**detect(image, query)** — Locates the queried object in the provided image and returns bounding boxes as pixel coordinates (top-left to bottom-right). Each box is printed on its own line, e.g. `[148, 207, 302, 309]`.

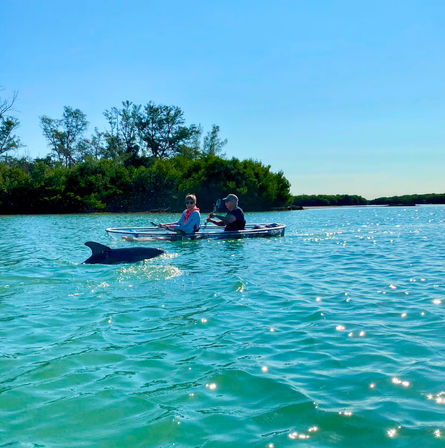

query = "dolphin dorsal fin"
[85, 241, 111, 256]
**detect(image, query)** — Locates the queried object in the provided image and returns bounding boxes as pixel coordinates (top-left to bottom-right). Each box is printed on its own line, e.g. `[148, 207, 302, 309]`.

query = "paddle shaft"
[151, 221, 185, 235]
[203, 199, 222, 229]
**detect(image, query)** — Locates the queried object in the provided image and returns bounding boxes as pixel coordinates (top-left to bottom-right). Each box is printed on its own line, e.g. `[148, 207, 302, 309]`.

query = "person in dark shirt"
[206, 193, 246, 231]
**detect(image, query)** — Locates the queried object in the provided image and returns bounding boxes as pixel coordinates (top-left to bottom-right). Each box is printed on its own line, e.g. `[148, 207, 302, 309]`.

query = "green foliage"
[130, 159, 180, 211]
[0, 117, 21, 156]
[0, 164, 32, 212]
[292, 194, 368, 207]
[0, 92, 21, 156]
[0, 154, 292, 214]
[202, 125, 227, 156]
[178, 155, 292, 211]
[293, 194, 445, 207]
[100, 101, 205, 161]
[370, 194, 445, 206]
[40, 106, 89, 167]
[103, 101, 141, 160]
[1, 97, 291, 213]
[9, 95, 444, 215]
[136, 102, 201, 159]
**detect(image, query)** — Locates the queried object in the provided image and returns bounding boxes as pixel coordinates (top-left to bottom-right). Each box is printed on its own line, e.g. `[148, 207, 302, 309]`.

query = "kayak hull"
[106, 224, 286, 241]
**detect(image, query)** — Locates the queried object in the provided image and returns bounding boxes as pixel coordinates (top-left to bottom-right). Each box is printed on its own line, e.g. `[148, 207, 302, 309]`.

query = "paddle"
[203, 199, 221, 230]
[151, 221, 185, 235]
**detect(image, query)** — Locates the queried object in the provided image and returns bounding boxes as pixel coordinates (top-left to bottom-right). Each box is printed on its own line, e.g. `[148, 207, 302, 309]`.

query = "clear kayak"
[106, 223, 286, 241]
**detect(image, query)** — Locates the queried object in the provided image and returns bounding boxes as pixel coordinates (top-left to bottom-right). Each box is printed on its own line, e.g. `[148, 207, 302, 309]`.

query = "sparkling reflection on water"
[1, 206, 445, 447]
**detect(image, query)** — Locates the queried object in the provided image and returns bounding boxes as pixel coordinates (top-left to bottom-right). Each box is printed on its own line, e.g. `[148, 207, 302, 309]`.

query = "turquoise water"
[1, 206, 445, 447]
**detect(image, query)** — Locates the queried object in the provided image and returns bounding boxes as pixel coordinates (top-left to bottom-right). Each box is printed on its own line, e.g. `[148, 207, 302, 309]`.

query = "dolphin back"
[85, 241, 111, 255]
[83, 241, 164, 264]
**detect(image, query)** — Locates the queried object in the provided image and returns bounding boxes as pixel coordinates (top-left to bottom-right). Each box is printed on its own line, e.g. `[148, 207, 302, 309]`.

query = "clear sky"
[1, 0, 444, 198]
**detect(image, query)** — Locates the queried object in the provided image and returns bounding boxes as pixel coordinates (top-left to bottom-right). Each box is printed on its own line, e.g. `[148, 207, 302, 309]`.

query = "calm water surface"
[1, 207, 445, 447]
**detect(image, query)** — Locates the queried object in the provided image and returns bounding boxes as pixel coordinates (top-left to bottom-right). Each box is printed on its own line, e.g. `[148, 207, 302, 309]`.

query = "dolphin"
[83, 241, 164, 265]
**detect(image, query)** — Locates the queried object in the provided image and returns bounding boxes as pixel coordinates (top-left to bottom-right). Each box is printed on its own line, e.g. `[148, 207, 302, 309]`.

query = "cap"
[222, 194, 238, 203]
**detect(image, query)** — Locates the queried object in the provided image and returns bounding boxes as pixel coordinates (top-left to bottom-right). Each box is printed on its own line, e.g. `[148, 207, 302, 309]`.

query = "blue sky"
[1, 0, 444, 198]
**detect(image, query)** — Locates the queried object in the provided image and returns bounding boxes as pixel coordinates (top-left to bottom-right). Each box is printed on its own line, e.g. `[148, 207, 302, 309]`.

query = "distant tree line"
[0, 93, 291, 214]
[293, 194, 368, 207]
[292, 194, 445, 207]
[369, 194, 445, 206]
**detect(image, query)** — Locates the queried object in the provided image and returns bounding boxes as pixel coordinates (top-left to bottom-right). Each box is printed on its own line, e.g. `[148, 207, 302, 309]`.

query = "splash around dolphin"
[83, 241, 164, 265]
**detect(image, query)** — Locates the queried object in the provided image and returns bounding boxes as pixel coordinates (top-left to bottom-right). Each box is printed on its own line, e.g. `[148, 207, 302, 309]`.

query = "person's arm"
[160, 212, 183, 229]
[207, 217, 224, 226]
[206, 212, 236, 225]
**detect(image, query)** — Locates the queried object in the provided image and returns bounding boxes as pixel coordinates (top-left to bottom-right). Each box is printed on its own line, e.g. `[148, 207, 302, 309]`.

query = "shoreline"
[3, 203, 444, 217]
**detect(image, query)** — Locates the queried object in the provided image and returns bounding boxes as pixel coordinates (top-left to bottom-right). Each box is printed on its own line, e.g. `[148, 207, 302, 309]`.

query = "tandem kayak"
[106, 223, 286, 241]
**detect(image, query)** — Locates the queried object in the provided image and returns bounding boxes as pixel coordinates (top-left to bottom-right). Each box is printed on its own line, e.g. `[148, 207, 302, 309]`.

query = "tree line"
[292, 194, 445, 207]
[369, 194, 445, 206]
[0, 92, 291, 213]
[2, 91, 444, 213]
[0, 154, 292, 214]
[292, 194, 368, 207]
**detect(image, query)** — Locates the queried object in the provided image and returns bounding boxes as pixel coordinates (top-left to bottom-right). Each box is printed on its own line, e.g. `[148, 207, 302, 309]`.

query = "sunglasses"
[185, 200, 195, 204]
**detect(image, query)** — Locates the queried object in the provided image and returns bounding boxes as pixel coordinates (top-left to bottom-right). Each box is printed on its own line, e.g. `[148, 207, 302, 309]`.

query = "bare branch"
[0, 90, 18, 119]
